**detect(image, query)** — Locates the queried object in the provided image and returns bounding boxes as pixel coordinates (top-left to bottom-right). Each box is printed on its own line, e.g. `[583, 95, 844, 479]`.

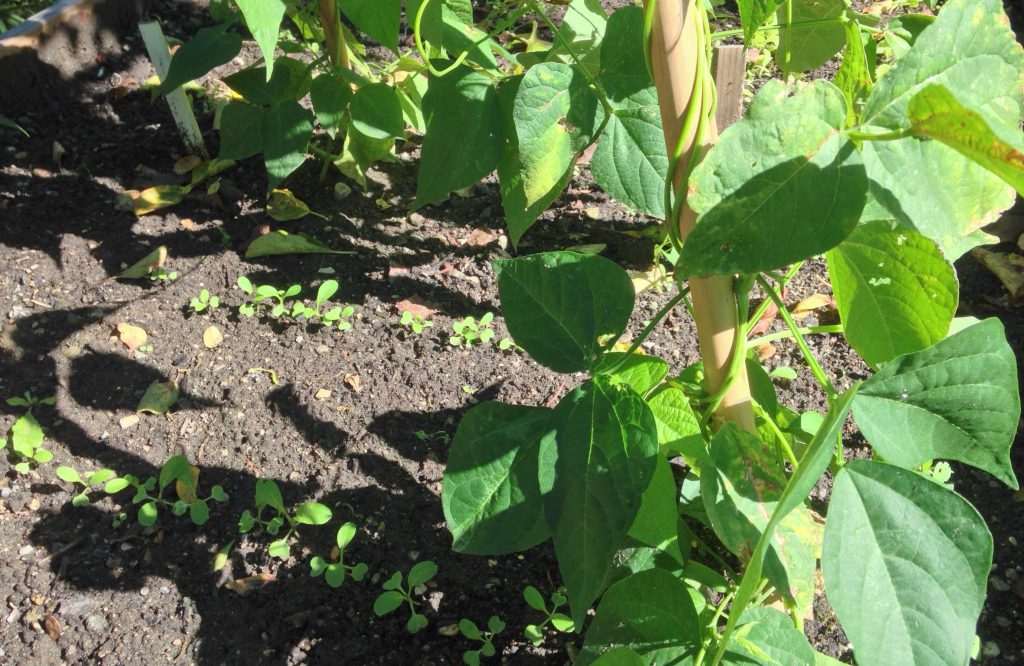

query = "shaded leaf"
[245, 230, 348, 258]
[119, 246, 167, 279]
[136, 380, 179, 415]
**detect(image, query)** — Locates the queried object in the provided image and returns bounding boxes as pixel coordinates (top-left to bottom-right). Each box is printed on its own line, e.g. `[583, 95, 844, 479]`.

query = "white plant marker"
[138, 20, 209, 159]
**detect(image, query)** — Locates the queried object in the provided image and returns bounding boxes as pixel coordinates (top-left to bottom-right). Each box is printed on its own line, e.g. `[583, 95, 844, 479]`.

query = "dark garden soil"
[0, 1, 1022, 664]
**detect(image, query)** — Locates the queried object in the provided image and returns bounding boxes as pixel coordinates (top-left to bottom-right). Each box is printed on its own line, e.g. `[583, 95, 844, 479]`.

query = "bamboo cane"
[644, 0, 755, 432]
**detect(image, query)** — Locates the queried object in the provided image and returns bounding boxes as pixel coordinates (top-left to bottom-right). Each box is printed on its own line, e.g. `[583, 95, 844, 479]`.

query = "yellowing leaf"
[971, 248, 1024, 304]
[225, 573, 276, 595]
[137, 380, 179, 415]
[126, 184, 191, 215]
[790, 293, 833, 321]
[173, 155, 203, 175]
[176, 465, 201, 504]
[203, 325, 224, 349]
[245, 230, 351, 258]
[117, 323, 148, 351]
[267, 189, 319, 221]
[119, 246, 168, 279]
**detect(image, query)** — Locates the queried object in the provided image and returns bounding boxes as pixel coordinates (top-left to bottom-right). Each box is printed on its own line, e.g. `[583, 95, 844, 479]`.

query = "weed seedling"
[459, 615, 505, 665]
[293, 280, 355, 330]
[236, 276, 301, 318]
[190, 288, 220, 313]
[522, 586, 574, 646]
[413, 430, 451, 445]
[2, 393, 55, 473]
[238, 478, 332, 559]
[450, 313, 495, 349]
[148, 268, 178, 282]
[55, 467, 123, 507]
[373, 560, 437, 633]
[309, 522, 369, 587]
[400, 310, 434, 335]
[123, 455, 229, 527]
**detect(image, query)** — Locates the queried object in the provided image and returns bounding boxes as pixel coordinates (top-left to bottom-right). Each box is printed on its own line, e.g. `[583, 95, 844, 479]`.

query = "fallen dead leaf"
[119, 414, 140, 429]
[757, 343, 777, 361]
[173, 155, 203, 175]
[464, 228, 496, 247]
[225, 573, 276, 596]
[972, 248, 1024, 304]
[584, 206, 601, 220]
[749, 300, 780, 337]
[203, 325, 223, 349]
[344, 373, 361, 393]
[315, 388, 332, 400]
[395, 298, 437, 319]
[180, 218, 200, 231]
[790, 293, 833, 321]
[117, 322, 148, 351]
[43, 614, 61, 641]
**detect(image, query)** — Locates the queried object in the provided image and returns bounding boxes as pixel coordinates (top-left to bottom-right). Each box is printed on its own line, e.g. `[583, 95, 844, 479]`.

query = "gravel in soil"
[0, 1, 1022, 664]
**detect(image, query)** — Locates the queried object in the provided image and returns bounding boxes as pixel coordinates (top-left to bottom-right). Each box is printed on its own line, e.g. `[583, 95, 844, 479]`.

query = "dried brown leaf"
[395, 298, 437, 319]
[790, 293, 833, 321]
[117, 323, 148, 351]
[225, 573, 276, 596]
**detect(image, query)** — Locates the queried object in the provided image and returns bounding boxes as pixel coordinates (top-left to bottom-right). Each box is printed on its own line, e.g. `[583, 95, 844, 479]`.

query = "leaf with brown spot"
[176, 466, 201, 504]
[117, 323, 148, 351]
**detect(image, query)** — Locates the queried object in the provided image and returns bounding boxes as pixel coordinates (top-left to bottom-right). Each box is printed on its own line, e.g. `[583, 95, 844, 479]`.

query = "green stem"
[414, 0, 469, 76]
[755, 275, 837, 398]
[752, 399, 798, 468]
[701, 275, 752, 423]
[600, 288, 689, 374]
[746, 261, 803, 330]
[694, 589, 737, 666]
[747, 324, 843, 348]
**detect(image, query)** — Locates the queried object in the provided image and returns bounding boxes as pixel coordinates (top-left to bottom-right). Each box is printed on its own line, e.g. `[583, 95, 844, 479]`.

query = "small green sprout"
[460, 615, 505, 665]
[292, 280, 356, 330]
[373, 560, 437, 633]
[189, 288, 220, 313]
[400, 310, 433, 334]
[2, 393, 56, 473]
[497, 337, 514, 351]
[413, 430, 450, 445]
[522, 586, 574, 646]
[450, 313, 495, 348]
[236, 276, 301, 318]
[238, 479, 332, 559]
[122, 455, 229, 527]
[55, 467, 121, 507]
[309, 522, 369, 587]
[148, 268, 178, 282]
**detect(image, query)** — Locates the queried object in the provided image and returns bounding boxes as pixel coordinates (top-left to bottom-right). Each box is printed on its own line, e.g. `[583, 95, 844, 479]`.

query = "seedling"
[122, 455, 228, 527]
[189, 288, 220, 313]
[413, 430, 450, 445]
[2, 393, 56, 473]
[400, 310, 433, 335]
[373, 560, 437, 634]
[450, 313, 495, 349]
[294, 280, 356, 330]
[148, 268, 178, 282]
[236, 276, 301, 318]
[459, 615, 505, 665]
[238, 478, 332, 559]
[55, 467, 121, 507]
[522, 586, 574, 646]
[309, 522, 369, 587]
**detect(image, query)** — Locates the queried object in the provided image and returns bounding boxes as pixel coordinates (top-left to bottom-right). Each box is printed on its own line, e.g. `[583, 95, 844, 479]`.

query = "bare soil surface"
[0, 1, 1021, 664]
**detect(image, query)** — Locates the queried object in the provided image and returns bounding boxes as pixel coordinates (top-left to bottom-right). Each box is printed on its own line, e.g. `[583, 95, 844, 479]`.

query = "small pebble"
[139, 587, 149, 597]
[981, 641, 1000, 658]
[18, 545, 34, 557]
[84, 614, 108, 632]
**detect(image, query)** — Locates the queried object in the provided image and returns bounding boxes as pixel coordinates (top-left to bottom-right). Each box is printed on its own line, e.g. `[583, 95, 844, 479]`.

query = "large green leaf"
[514, 62, 603, 209]
[407, 0, 443, 44]
[310, 74, 353, 133]
[701, 425, 819, 615]
[262, 101, 313, 189]
[625, 456, 686, 567]
[857, 0, 1023, 259]
[646, 385, 704, 461]
[576, 569, 701, 666]
[776, 0, 845, 75]
[236, 0, 287, 80]
[590, 8, 666, 217]
[908, 84, 1024, 196]
[442, 402, 552, 554]
[594, 353, 669, 396]
[350, 83, 404, 140]
[415, 64, 504, 208]
[219, 102, 264, 160]
[826, 220, 958, 367]
[722, 607, 815, 666]
[680, 80, 867, 277]
[834, 21, 873, 124]
[494, 252, 634, 373]
[861, 0, 1024, 132]
[162, 24, 242, 94]
[497, 77, 570, 246]
[737, 0, 785, 44]
[823, 460, 992, 666]
[851, 318, 1020, 489]
[539, 378, 659, 627]
[337, 125, 396, 187]
[861, 139, 1010, 259]
[340, 0, 401, 53]
[441, 5, 498, 70]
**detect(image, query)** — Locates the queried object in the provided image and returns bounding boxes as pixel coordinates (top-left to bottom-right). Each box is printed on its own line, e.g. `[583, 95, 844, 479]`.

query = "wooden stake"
[644, 0, 755, 432]
[138, 20, 209, 159]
